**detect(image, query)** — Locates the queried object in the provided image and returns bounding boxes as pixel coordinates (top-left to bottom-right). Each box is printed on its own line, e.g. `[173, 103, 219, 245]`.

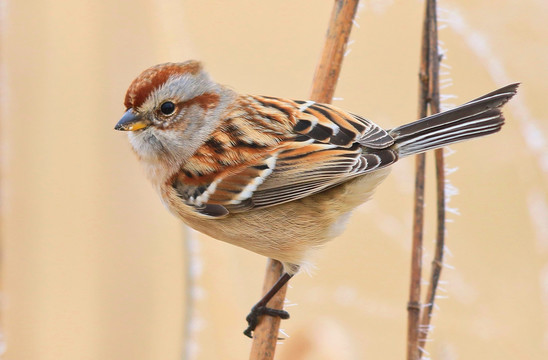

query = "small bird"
[115, 60, 518, 337]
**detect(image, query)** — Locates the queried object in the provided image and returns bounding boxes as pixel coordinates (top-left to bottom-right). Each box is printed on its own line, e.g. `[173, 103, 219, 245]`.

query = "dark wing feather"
[170, 96, 396, 217]
[171, 154, 278, 217]
[293, 101, 395, 148]
[251, 142, 397, 208]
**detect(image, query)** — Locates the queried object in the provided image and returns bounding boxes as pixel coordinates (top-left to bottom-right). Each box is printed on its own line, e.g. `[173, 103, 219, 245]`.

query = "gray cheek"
[183, 106, 217, 139]
[181, 109, 203, 132]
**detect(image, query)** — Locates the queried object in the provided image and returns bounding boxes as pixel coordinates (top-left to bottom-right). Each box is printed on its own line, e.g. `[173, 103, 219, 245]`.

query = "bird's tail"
[390, 83, 519, 158]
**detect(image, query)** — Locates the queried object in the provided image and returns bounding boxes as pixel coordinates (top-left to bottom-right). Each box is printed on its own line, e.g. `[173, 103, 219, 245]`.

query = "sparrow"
[115, 60, 518, 337]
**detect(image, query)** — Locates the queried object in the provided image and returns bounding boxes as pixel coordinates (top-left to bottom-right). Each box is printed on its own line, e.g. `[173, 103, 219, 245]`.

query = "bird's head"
[115, 61, 235, 165]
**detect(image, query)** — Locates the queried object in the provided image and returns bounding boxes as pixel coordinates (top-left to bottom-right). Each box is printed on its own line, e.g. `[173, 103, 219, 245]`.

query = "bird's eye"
[160, 101, 176, 115]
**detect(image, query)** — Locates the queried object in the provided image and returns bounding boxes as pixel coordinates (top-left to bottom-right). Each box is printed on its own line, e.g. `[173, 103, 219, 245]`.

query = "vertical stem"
[249, 259, 288, 360]
[408, 152, 425, 360]
[310, 0, 360, 103]
[249, 0, 360, 358]
[418, 0, 444, 356]
[418, 149, 444, 357]
[407, 1, 431, 358]
[408, 0, 444, 359]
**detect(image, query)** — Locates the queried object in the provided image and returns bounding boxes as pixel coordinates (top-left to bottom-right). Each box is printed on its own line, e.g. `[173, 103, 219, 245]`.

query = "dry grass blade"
[249, 1, 360, 359]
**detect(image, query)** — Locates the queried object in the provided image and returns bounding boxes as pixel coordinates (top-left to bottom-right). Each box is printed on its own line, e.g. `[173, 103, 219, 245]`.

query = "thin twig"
[248, 259, 288, 360]
[407, 153, 425, 360]
[310, 0, 360, 103]
[407, 1, 431, 358]
[408, 0, 444, 359]
[249, 0, 360, 358]
[418, 0, 444, 356]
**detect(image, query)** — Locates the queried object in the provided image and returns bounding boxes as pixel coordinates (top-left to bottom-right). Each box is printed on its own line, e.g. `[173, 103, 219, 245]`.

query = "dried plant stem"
[249, 0, 360, 358]
[248, 259, 288, 360]
[310, 0, 360, 103]
[418, 0, 444, 356]
[408, 0, 444, 359]
[407, 151, 425, 360]
[418, 149, 444, 352]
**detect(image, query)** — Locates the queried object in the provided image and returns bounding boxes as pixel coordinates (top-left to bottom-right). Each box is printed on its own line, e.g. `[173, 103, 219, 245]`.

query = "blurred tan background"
[2, 0, 547, 359]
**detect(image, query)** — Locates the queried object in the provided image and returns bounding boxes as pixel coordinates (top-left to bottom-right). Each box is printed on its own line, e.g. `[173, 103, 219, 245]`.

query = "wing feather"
[170, 95, 396, 216]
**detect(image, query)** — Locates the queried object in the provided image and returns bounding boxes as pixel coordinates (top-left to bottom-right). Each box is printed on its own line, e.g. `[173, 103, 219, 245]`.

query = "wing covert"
[170, 95, 397, 216]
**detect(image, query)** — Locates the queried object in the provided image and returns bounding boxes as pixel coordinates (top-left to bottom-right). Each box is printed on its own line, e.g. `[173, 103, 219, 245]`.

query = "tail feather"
[390, 83, 519, 157]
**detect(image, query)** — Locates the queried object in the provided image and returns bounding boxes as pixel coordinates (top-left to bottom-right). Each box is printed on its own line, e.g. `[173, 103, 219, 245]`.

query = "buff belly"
[162, 168, 391, 274]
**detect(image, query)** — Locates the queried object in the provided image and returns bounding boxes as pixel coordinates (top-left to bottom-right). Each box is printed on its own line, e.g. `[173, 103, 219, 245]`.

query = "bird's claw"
[243, 305, 290, 338]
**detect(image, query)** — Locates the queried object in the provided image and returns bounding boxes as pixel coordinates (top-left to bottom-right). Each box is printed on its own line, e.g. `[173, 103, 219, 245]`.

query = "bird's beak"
[114, 109, 150, 131]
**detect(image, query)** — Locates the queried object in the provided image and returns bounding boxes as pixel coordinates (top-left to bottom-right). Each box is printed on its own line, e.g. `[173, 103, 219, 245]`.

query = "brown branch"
[407, 150, 425, 360]
[418, 0, 444, 355]
[407, 2, 431, 358]
[408, 0, 444, 359]
[249, 0, 360, 358]
[248, 259, 288, 360]
[418, 149, 444, 356]
[310, 0, 360, 104]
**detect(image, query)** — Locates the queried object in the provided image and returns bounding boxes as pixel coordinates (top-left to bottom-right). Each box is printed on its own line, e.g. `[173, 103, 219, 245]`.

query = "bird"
[115, 60, 518, 337]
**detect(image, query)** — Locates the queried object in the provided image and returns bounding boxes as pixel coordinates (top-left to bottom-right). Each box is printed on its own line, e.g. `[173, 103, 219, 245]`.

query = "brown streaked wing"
[169, 95, 295, 217]
[250, 140, 398, 208]
[250, 95, 395, 150]
[171, 154, 279, 217]
[170, 95, 399, 216]
[292, 101, 395, 148]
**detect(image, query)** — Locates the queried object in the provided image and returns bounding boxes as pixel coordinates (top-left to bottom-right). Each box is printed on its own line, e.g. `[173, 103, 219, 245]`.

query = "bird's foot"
[243, 304, 290, 338]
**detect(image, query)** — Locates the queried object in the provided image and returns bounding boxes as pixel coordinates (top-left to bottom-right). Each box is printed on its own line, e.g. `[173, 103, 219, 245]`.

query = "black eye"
[160, 101, 176, 115]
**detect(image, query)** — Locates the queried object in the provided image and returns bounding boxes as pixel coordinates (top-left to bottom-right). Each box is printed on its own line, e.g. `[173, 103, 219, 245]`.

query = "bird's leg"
[243, 272, 294, 338]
